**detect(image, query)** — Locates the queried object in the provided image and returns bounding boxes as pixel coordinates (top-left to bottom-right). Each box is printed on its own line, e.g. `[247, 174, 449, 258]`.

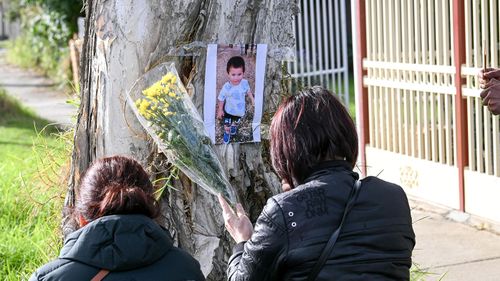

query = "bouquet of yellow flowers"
[127, 62, 236, 203]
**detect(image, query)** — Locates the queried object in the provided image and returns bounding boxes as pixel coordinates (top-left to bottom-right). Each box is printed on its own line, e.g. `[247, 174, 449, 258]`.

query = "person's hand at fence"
[218, 194, 253, 243]
[479, 68, 500, 89]
[478, 68, 500, 114]
[480, 78, 500, 115]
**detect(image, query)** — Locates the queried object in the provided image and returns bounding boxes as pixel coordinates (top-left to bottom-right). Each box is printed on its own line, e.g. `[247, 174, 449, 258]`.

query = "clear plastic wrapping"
[126, 62, 236, 203]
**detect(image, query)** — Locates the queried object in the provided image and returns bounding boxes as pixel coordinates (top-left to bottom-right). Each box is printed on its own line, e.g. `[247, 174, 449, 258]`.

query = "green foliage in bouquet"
[131, 64, 236, 203]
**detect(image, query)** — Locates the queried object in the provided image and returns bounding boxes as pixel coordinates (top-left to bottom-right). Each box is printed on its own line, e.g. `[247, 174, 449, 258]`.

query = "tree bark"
[65, 0, 295, 279]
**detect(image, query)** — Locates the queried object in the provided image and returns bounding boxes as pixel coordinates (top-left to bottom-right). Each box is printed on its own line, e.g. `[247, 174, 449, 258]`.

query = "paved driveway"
[411, 200, 500, 281]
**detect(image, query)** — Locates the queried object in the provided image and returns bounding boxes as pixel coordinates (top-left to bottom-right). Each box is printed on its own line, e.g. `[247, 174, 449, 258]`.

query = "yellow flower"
[161, 72, 177, 85]
[154, 96, 168, 106]
[138, 99, 151, 116]
[135, 99, 142, 108]
[163, 85, 171, 93]
[135, 72, 182, 122]
[141, 80, 164, 99]
[153, 83, 165, 98]
[160, 75, 170, 85]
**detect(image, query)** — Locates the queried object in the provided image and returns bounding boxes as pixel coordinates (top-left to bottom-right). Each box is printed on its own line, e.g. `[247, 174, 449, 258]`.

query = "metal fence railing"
[363, 0, 499, 177]
[288, 0, 350, 105]
[364, 0, 457, 166]
[354, 0, 500, 222]
[462, 0, 500, 177]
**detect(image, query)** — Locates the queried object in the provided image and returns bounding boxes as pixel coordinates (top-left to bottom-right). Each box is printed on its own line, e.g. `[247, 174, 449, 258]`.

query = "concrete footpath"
[411, 199, 500, 280]
[0, 46, 76, 128]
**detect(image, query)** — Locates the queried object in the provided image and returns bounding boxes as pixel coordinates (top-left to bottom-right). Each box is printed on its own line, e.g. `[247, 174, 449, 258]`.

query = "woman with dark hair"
[219, 86, 415, 280]
[30, 156, 205, 281]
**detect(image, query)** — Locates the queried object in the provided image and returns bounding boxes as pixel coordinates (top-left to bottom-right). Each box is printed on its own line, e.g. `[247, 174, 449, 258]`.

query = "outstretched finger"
[489, 100, 500, 115]
[480, 90, 490, 106]
[236, 203, 247, 217]
[218, 194, 235, 217]
[478, 78, 488, 87]
[484, 68, 500, 79]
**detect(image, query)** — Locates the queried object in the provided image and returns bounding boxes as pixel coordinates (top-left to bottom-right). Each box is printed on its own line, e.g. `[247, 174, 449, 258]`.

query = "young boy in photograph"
[216, 56, 255, 144]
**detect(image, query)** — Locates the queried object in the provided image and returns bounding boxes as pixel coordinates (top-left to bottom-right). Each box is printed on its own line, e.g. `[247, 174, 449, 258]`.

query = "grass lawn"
[347, 75, 356, 119]
[0, 89, 70, 280]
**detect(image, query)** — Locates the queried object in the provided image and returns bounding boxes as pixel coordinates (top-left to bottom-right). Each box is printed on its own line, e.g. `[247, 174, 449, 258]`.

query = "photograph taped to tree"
[203, 44, 267, 144]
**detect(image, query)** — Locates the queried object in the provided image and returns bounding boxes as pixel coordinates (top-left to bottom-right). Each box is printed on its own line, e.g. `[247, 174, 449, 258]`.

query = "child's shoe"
[223, 132, 231, 144]
[230, 124, 238, 135]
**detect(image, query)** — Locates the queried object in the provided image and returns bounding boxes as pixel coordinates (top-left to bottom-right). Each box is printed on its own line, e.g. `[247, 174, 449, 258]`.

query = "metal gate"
[353, 0, 500, 223]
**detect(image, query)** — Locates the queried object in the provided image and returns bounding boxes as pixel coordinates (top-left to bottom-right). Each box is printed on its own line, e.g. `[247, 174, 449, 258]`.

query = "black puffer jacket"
[29, 214, 205, 281]
[227, 160, 415, 281]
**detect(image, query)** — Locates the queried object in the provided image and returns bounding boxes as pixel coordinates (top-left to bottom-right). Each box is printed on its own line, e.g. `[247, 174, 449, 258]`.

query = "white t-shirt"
[218, 79, 250, 117]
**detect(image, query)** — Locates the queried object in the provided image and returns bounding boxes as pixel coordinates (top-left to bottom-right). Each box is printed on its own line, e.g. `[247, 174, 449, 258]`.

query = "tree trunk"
[65, 0, 295, 279]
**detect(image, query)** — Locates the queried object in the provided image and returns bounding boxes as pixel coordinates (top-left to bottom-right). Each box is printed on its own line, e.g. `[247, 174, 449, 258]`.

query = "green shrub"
[5, 36, 38, 69]
[5, 1, 82, 89]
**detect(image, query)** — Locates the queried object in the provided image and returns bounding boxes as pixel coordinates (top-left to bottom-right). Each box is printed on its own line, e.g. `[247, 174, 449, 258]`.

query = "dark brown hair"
[227, 56, 245, 73]
[76, 156, 160, 222]
[270, 86, 358, 189]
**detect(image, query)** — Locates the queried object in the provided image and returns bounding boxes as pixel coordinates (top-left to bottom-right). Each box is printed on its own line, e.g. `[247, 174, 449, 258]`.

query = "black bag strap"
[306, 179, 362, 281]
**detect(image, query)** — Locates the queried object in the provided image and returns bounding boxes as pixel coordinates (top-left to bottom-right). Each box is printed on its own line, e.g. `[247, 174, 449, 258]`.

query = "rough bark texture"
[65, 0, 295, 279]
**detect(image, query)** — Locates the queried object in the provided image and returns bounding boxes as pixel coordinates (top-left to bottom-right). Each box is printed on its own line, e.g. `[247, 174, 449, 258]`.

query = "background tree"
[65, 0, 295, 279]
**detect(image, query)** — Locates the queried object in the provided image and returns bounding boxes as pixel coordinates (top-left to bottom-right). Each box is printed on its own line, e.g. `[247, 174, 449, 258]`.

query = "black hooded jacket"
[29, 214, 205, 281]
[227, 160, 415, 281]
